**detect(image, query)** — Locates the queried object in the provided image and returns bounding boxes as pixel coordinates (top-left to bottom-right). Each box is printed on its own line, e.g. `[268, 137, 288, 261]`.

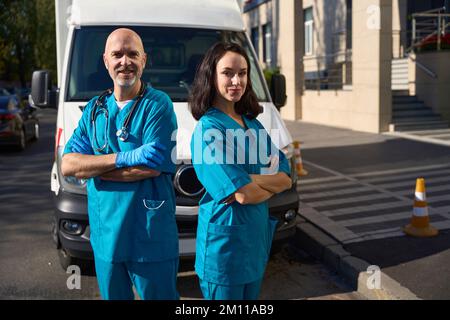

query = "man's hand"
[115, 141, 166, 169]
[71, 135, 94, 155]
[100, 166, 161, 182]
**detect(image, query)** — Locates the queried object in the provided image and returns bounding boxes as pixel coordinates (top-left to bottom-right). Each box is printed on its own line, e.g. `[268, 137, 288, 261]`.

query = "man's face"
[103, 30, 147, 88]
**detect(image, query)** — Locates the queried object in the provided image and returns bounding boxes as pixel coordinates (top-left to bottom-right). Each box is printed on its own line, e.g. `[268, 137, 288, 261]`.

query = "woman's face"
[214, 51, 248, 104]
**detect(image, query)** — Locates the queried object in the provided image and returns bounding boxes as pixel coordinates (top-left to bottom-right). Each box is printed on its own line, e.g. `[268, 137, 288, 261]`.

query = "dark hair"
[188, 42, 262, 121]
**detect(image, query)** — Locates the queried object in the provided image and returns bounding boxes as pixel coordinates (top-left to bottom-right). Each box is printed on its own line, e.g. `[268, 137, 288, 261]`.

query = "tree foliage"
[0, 0, 56, 87]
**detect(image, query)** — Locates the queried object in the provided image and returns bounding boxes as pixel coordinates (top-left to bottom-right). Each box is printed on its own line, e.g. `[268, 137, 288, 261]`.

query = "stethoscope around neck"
[91, 81, 147, 152]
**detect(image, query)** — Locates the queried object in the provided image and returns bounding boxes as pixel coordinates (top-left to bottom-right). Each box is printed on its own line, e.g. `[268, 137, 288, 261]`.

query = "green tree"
[0, 0, 56, 87]
[0, 0, 37, 87]
[35, 0, 56, 84]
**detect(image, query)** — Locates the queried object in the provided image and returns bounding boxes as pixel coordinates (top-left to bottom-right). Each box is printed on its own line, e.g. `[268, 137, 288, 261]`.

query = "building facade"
[242, 0, 450, 133]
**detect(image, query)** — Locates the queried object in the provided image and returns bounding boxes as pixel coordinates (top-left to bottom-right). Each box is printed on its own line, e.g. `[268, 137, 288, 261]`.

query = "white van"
[31, 0, 299, 270]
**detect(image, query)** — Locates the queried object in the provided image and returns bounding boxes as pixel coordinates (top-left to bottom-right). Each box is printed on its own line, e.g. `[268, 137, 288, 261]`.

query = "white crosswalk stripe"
[376, 176, 450, 189]
[306, 193, 390, 208]
[299, 176, 344, 185]
[297, 161, 450, 244]
[397, 184, 450, 196]
[298, 180, 354, 191]
[300, 185, 372, 200]
[430, 205, 450, 213]
[349, 163, 450, 178]
[320, 201, 411, 217]
[340, 211, 438, 227]
[428, 195, 450, 202]
[356, 169, 450, 184]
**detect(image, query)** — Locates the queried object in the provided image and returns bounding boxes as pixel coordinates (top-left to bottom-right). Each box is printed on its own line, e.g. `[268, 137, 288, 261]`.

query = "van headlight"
[63, 176, 87, 187]
[57, 147, 87, 195]
[61, 219, 85, 236]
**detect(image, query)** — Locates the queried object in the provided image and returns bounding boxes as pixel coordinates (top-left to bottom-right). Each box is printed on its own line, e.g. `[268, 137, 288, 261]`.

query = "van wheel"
[270, 242, 283, 257]
[17, 129, 26, 151]
[58, 248, 95, 275]
[32, 121, 39, 141]
[51, 218, 60, 249]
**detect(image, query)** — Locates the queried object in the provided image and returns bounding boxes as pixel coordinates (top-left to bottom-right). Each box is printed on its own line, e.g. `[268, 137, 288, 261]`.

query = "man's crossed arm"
[61, 135, 165, 182]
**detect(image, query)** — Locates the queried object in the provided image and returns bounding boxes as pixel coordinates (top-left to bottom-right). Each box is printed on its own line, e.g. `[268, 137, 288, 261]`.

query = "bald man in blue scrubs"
[61, 28, 179, 300]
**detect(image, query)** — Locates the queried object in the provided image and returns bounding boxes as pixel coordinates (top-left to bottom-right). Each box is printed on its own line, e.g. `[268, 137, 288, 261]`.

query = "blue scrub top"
[64, 87, 178, 263]
[191, 108, 290, 285]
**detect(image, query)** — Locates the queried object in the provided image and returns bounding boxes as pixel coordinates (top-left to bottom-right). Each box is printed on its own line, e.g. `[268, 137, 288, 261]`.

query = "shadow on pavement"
[303, 138, 450, 175]
[345, 229, 450, 267]
[299, 138, 450, 299]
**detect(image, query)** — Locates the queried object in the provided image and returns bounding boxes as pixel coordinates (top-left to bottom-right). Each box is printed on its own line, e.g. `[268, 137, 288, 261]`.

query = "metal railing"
[400, 7, 450, 80]
[302, 50, 352, 91]
[406, 54, 438, 79]
[410, 7, 450, 52]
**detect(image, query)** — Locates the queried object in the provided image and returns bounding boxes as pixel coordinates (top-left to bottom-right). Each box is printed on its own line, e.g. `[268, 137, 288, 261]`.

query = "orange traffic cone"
[403, 178, 438, 237]
[293, 141, 308, 177]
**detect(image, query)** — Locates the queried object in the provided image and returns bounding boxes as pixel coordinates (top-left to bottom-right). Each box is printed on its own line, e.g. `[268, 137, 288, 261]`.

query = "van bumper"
[53, 191, 93, 259]
[54, 185, 299, 260]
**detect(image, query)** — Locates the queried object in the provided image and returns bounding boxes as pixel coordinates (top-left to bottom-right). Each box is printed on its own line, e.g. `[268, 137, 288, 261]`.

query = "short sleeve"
[142, 95, 177, 174]
[277, 147, 291, 176]
[256, 119, 291, 177]
[63, 100, 94, 155]
[191, 121, 252, 203]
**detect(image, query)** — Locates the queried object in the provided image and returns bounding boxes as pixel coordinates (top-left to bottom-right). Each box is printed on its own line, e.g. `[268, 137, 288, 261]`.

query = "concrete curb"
[292, 220, 420, 300]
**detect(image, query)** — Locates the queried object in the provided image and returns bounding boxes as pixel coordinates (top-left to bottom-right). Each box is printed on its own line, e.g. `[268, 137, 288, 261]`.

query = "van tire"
[32, 121, 39, 141]
[17, 129, 26, 151]
[58, 248, 95, 275]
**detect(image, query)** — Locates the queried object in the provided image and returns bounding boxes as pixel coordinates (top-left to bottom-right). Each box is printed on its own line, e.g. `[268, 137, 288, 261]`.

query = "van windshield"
[67, 26, 269, 102]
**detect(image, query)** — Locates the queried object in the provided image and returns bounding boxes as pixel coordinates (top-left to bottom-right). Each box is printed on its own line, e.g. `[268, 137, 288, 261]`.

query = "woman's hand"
[222, 194, 236, 205]
[234, 183, 274, 205]
[250, 173, 292, 194]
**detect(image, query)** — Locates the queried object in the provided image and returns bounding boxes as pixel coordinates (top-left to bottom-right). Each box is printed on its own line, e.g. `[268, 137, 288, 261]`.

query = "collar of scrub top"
[209, 106, 251, 130]
[91, 80, 147, 146]
[115, 80, 147, 142]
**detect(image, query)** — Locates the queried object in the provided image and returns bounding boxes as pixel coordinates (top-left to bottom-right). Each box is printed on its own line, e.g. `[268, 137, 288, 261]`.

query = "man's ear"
[103, 54, 108, 69]
[142, 53, 147, 69]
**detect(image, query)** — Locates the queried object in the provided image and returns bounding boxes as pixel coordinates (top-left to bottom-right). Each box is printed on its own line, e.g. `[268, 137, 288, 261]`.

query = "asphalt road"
[287, 120, 450, 299]
[0, 109, 360, 300]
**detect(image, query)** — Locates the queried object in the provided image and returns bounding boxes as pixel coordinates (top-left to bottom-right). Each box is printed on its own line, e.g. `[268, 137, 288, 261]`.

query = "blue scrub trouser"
[199, 278, 263, 300]
[94, 256, 179, 300]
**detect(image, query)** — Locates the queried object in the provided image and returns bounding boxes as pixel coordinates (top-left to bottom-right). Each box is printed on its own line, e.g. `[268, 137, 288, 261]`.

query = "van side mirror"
[31, 70, 57, 109]
[270, 73, 287, 109]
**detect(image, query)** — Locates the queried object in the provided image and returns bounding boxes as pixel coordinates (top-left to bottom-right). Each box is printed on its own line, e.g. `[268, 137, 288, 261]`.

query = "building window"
[304, 7, 314, 56]
[251, 26, 259, 58]
[262, 23, 272, 65]
[346, 0, 352, 50]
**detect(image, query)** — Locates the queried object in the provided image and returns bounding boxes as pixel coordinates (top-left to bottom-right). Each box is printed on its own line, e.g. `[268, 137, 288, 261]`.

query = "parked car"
[0, 87, 22, 105]
[0, 88, 12, 96]
[10, 87, 32, 101]
[0, 96, 39, 150]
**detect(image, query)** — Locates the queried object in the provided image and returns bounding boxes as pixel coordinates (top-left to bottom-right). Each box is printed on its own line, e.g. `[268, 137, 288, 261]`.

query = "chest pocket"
[136, 199, 177, 242]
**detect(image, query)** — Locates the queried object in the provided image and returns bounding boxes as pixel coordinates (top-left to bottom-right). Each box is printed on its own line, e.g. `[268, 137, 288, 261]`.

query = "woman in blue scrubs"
[189, 43, 292, 300]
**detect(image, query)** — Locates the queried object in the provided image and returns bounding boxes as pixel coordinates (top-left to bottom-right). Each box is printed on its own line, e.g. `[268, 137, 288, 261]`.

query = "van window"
[67, 26, 269, 103]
